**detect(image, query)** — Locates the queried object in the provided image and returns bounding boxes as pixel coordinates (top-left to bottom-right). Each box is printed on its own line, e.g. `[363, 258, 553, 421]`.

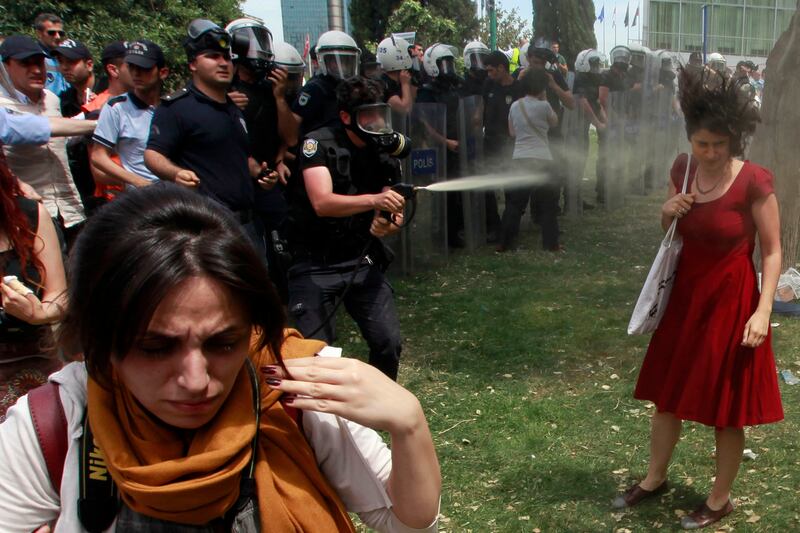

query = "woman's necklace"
[695, 164, 729, 195]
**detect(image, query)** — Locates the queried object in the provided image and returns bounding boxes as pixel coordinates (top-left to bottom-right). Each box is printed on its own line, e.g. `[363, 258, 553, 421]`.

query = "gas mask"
[346, 103, 412, 158]
[229, 24, 275, 77]
[184, 19, 232, 61]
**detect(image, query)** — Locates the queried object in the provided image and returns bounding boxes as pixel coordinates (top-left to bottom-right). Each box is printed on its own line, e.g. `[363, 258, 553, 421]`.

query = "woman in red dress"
[613, 69, 784, 529]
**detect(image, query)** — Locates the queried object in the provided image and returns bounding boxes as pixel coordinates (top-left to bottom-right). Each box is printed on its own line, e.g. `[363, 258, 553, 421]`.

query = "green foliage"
[533, 0, 597, 66]
[477, 6, 532, 50]
[0, 0, 243, 88]
[385, 0, 459, 48]
[381, 0, 480, 48]
[349, 0, 402, 47]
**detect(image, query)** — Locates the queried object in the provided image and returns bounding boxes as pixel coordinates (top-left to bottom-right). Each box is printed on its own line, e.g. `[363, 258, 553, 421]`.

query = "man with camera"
[287, 76, 408, 380]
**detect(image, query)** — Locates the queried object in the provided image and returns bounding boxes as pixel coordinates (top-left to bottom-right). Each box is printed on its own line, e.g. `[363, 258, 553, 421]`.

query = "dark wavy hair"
[59, 183, 286, 385]
[0, 156, 43, 287]
[678, 66, 760, 156]
[337, 75, 384, 113]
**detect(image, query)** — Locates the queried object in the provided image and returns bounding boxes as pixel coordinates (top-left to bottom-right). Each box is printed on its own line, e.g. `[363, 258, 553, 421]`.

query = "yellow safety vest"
[510, 48, 520, 73]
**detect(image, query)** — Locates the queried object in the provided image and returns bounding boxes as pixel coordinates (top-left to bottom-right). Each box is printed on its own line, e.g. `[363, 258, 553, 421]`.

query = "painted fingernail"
[260, 366, 278, 374]
[265, 377, 282, 386]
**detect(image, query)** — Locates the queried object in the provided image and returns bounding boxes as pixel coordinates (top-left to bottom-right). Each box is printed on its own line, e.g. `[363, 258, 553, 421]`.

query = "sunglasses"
[46, 30, 67, 37]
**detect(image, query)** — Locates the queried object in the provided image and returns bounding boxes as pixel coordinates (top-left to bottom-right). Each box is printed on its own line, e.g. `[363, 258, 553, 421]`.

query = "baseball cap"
[125, 40, 165, 69]
[0, 35, 46, 61]
[53, 39, 92, 60]
[101, 41, 129, 64]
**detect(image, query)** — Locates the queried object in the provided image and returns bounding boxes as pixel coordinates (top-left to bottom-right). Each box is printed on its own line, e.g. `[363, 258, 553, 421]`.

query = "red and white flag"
[302, 33, 310, 59]
[632, 6, 640, 27]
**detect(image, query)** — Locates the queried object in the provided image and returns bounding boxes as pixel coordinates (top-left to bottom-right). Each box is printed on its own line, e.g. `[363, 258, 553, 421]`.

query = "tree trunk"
[749, 3, 800, 269]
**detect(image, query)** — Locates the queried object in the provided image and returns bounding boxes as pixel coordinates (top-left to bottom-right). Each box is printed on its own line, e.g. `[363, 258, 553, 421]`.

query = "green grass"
[341, 167, 800, 532]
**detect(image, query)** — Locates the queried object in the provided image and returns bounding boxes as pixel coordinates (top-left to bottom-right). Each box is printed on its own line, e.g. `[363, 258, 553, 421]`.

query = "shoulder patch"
[298, 92, 310, 107]
[302, 138, 318, 158]
[161, 87, 189, 103]
[107, 94, 128, 106]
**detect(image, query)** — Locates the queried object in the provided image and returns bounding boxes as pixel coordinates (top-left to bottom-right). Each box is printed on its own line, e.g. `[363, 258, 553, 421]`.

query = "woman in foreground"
[0, 183, 440, 532]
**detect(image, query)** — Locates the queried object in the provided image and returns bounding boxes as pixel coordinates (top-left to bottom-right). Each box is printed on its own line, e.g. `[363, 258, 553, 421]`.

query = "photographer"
[288, 76, 407, 380]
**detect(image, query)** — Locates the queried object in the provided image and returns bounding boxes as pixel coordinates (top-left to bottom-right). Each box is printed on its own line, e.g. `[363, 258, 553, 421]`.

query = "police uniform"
[146, 81, 263, 251]
[231, 76, 290, 297]
[288, 124, 403, 380]
[290, 74, 340, 137]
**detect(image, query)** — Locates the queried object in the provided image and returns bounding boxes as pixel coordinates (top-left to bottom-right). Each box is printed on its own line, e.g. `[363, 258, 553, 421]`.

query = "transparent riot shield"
[457, 95, 486, 250]
[402, 102, 449, 273]
[602, 91, 628, 210]
[560, 95, 591, 217]
[639, 49, 663, 194]
[382, 109, 410, 276]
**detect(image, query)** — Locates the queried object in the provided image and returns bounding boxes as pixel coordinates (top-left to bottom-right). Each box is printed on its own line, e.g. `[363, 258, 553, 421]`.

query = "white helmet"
[575, 49, 603, 73]
[225, 18, 274, 68]
[423, 43, 458, 78]
[609, 45, 632, 67]
[315, 30, 360, 80]
[519, 43, 530, 68]
[463, 40, 490, 70]
[377, 36, 412, 72]
[273, 41, 305, 94]
[707, 52, 726, 73]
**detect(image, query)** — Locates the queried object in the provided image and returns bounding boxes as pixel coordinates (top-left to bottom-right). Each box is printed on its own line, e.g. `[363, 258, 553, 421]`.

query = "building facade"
[280, 0, 352, 58]
[644, 0, 795, 63]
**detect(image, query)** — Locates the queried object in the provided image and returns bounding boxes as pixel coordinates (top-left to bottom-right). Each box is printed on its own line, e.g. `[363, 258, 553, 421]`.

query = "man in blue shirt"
[91, 40, 168, 188]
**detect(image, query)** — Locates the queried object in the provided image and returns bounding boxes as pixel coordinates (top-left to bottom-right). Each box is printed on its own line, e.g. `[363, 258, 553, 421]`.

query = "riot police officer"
[461, 40, 490, 96]
[288, 76, 408, 380]
[416, 43, 465, 248]
[225, 17, 297, 298]
[596, 45, 633, 204]
[291, 30, 360, 136]
[573, 48, 606, 206]
[376, 35, 416, 114]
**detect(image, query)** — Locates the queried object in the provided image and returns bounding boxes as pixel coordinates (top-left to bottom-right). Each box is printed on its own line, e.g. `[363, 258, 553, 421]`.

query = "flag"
[632, 6, 640, 27]
[624, 4, 630, 27]
[302, 33, 310, 59]
[612, 7, 616, 27]
[597, 6, 605, 22]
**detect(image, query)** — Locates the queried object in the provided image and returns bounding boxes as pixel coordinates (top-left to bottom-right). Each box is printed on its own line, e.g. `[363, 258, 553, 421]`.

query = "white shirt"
[508, 96, 554, 161]
[0, 361, 437, 532]
[0, 90, 86, 228]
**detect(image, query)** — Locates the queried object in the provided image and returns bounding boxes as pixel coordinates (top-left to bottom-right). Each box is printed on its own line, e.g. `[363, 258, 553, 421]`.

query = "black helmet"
[183, 19, 232, 61]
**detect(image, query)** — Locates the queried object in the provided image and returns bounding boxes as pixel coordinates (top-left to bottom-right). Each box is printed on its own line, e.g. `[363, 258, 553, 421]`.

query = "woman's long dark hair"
[678, 66, 760, 156]
[0, 152, 43, 285]
[59, 183, 286, 385]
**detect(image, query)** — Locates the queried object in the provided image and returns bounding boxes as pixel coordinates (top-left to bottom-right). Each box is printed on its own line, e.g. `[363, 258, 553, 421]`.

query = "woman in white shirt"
[0, 183, 440, 533]
[499, 68, 560, 252]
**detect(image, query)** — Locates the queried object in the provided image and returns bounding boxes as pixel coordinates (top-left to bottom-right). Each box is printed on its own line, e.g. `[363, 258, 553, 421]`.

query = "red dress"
[634, 155, 784, 428]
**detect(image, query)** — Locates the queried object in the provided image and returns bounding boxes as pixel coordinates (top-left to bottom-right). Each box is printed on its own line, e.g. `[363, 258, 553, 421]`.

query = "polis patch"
[302, 138, 318, 158]
[298, 93, 310, 106]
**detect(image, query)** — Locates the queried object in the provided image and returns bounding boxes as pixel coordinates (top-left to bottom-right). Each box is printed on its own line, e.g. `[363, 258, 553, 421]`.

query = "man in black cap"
[92, 40, 168, 189]
[144, 20, 277, 253]
[53, 40, 97, 118]
[0, 35, 86, 243]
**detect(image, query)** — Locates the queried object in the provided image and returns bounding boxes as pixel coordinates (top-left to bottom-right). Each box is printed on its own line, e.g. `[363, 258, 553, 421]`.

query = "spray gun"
[379, 183, 422, 226]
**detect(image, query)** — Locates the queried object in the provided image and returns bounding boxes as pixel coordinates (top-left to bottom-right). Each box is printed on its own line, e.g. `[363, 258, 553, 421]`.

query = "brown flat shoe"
[680, 500, 734, 530]
[611, 480, 668, 509]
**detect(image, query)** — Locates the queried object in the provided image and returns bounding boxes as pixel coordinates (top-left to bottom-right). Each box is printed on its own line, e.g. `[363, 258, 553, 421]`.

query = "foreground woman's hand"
[262, 357, 424, 434]
[262, 356, 441, 529]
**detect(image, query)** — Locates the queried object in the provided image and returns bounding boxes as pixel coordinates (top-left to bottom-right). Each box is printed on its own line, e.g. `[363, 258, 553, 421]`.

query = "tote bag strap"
[665, 153, 693, 248]
[518, 98, 548, 143]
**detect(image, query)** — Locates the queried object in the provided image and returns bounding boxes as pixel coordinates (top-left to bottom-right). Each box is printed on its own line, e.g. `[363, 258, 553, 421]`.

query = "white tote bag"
[628, 154, 693, 335]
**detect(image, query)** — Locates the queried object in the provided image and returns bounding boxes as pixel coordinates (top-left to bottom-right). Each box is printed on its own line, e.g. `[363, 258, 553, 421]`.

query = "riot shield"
[457, 95, 486, 250]
[601, 90, 628, 210]
[560, 95, 591, 216]
[402, 102, 449, 273]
